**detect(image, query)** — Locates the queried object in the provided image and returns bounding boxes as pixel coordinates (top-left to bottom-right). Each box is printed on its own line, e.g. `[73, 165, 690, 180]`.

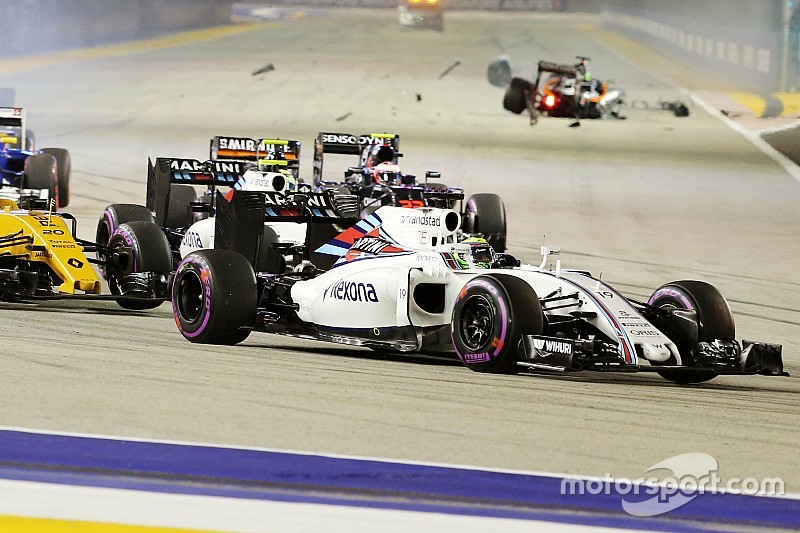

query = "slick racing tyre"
[25, 129, 35, 150]
[451, 274, 544, 374]
[463, 193, 507, 252]
[647, 280, 735, 384]
[503, 77, 532, 114]
[22, 153, 57, 206]
[107, 221, 172, 310]
[96, 204, 154, 280]
[487, 57, 512, 88]
[164, 184, 198, 229]
[172, 249, 257, 345]
[41, 148, 71, 208]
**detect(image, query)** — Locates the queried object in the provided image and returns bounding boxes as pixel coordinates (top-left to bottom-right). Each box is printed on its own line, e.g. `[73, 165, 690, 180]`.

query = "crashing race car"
[0, 106, 71, 208]
[170, 204, 785, 384]
[0, 196, 169, 309]
[501, 56, 624, 126]
[96, 138, 360, 281]
[398, 0, 444, 32]
[312, 131, 508, 251]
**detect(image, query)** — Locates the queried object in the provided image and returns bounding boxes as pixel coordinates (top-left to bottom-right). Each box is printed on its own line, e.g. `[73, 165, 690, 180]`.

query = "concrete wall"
[597, 0, 787, 92]
[0, 0, 235, 57]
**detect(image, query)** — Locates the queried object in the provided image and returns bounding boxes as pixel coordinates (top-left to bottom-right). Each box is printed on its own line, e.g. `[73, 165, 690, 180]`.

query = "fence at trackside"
[0, 0, 236, 58]
[235, 0, 564, 10]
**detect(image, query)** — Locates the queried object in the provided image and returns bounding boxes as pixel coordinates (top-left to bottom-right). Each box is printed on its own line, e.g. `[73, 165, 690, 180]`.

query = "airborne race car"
[0, 107, 72, 208]
[502, 57, 624, 126]
[313, 131, 508, 251]
[170, 203, 785, 384]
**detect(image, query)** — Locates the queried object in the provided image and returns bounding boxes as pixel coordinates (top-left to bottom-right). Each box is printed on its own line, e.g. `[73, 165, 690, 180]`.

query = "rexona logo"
[323, 280, 379, 302]
[531, 337, 574, 356]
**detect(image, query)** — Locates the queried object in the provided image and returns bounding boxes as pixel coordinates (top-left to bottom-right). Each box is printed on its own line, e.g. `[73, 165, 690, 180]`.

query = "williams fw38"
[170, 200, 785, 385]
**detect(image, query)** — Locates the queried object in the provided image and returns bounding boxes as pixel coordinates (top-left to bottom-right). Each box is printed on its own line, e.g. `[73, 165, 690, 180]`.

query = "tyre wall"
[0, 0, 235, 58]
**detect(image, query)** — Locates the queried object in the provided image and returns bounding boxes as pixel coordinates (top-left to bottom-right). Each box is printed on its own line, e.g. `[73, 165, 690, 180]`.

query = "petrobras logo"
[400, 214, 440, 227]
[323, 279, 379, 303]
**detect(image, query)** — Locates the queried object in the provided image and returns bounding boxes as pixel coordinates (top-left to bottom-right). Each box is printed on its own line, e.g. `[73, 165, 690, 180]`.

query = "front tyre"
[172, 250, 257, 345]
[96, 204, 154, 280]
[647, 280, 734, 384]
[107, 221, 172, 310]
[451, 274, 544, 374]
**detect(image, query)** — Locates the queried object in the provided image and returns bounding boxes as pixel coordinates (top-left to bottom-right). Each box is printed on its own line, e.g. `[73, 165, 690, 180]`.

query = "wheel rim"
[177, 270, 203, 323]
[459, 295, 495, 351]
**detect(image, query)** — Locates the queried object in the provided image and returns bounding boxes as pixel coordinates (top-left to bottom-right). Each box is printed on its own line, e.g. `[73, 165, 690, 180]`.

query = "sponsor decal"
[531, 336, 574, 357]
[66, 257, 84, 269]
[171, 159, 205, 172]
[629, 329, 661, 337]
[182, 231, 203, 248]
[463, 352, 491, 362]
[400, 214, 440, 227]
[323, 279, 379, 302]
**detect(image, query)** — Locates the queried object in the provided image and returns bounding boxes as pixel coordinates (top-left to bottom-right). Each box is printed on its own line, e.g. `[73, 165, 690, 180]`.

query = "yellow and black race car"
[0, 196, 170, 309]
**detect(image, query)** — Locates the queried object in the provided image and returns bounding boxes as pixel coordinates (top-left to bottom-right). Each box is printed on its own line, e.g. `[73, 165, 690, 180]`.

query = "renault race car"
[398, 0, 444, 31]
[0, 107, 72, 207]
[501, 57, 624, 126]
[312, 131, 508, 251]
[96, 136, 360, 279]
[0, 197, 169, 309]
[170, 203, 785, 384]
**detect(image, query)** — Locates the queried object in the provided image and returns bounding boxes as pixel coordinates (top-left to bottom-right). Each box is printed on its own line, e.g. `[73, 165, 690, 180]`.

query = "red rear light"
[544, 94, 556, 108]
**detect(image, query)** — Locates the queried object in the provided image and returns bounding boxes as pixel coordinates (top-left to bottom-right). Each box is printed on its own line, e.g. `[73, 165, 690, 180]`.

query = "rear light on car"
[544, 94, 556, 108]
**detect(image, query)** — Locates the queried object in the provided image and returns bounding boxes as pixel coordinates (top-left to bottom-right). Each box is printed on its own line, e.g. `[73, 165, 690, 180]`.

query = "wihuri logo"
[324, 280, 379, 303]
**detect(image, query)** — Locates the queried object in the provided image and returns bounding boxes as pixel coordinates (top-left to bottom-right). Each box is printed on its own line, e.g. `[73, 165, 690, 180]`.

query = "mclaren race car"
[170, 203, 785, 384]
[0, 106, 72, 207]
[96, 136, 360, 280]
[500, 57, 624, 126]
[0, 197, 169, 309]
[312, 131, 508, 251]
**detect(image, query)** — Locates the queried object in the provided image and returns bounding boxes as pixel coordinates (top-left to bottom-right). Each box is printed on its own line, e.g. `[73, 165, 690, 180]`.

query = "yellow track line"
[0, 516, 218, 533]
[0, 23, 269, 75]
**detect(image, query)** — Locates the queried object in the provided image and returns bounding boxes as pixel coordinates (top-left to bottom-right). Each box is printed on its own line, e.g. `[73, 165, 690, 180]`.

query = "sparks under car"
[170, 200, 785, 385]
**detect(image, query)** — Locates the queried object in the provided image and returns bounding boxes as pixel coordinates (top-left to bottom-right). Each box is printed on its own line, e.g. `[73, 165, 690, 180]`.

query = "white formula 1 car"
[170, 202, 785, 384]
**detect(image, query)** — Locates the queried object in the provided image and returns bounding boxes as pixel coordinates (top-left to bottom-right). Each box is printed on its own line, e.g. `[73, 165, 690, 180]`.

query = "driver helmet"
[584, 71, 592, 81]
[372, 144, 395, 165]
[463, 237, 496, 269]
[372, 161, 402, 185]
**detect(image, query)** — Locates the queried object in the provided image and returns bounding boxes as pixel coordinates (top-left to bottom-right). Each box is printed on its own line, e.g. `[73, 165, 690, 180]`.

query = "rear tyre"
[164, 184, 198, 229]
[172, 249, 257, 345]
[451, 274, 544, 374]
[463, 193, 507, 252]
[41, 148, 71, 208]
[22, 153, 57, 205]
[503, 77, 532, 114]
[96, 204, 154, 279]
[647, 280, 734, 384]
[24, 129, 35, 150]
[487, 57, 512, 88]
[107, 221, 172, 310]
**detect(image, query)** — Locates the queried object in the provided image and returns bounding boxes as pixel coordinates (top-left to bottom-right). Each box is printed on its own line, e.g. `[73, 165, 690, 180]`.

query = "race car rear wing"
[313, 132, 401, 186]
[146, 157, 244, 228]
[0, 107, 24, 148]
[536, 61, 580, 78]
[216, 187, 359, 271]
[210, 136, 300, 177]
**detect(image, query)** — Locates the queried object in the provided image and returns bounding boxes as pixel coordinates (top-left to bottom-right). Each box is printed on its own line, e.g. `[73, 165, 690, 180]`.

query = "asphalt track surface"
[1, 9, 799, 496]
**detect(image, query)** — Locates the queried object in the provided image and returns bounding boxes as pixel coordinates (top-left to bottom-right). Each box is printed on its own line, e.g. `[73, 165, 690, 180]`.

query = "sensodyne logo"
[323, 280, 379, 303]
